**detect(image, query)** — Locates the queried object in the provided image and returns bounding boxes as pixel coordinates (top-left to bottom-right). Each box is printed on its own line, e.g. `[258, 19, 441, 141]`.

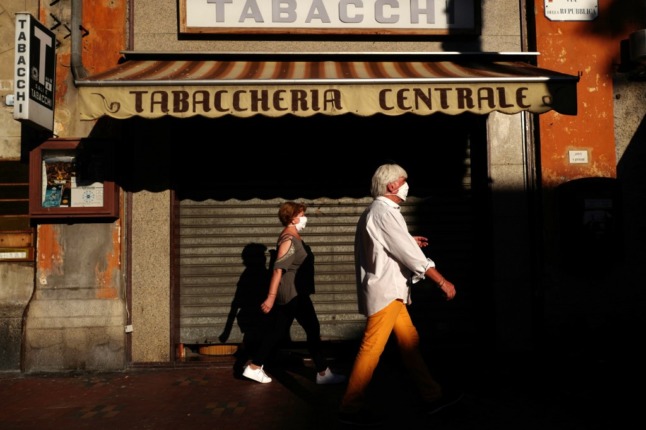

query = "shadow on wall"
[556, 176, 623, 276]
[584, 0, 646, 76]
[617, 112, 646, 281]
[441, 0, 483, 52]
[218, 243, 274, 375]
[110, 113, 482, 199]
[543, 112, 646, 368]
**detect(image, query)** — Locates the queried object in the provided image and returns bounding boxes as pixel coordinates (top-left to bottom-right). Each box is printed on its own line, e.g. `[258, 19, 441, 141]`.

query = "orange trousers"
[340, 299, 442, 412]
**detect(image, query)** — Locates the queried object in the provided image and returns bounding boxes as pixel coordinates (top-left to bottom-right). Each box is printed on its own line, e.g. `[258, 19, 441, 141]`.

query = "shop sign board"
[180, 0, 478, 35]
[13, 13, 56, 132]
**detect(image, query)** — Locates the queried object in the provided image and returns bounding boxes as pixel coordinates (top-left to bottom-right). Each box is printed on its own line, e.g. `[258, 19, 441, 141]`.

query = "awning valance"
[76, 53, 579, 119]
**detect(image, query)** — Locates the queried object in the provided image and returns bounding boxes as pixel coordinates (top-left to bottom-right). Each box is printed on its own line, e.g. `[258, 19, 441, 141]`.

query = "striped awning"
[76, 53, 579, 119]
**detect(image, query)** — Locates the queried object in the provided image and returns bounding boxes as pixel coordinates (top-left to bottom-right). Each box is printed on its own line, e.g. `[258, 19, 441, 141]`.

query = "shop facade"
[2, 1, 644, 373]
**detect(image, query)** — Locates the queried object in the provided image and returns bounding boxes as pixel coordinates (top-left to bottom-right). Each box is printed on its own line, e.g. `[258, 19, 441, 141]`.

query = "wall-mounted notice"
[545, 0, 598, 22]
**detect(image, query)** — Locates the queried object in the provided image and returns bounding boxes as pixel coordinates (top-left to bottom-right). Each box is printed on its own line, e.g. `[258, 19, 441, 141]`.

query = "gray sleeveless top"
[274, 235, 315, 305]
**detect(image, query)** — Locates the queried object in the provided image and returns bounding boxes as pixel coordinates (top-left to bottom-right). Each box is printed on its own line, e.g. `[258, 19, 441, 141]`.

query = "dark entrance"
[171, 113, 492, 356]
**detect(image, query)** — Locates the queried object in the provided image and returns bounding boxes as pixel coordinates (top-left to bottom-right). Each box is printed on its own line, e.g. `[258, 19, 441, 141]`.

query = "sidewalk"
[0, 342, 639, 430]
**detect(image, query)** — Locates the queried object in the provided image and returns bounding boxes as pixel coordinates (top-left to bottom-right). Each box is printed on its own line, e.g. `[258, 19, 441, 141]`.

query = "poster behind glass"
[41, 150, 104, 208]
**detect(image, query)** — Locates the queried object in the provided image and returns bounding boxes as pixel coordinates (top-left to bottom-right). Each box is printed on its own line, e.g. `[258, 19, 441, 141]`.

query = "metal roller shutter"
[178, 193, 477, 347]
[178, 197, 369, 344]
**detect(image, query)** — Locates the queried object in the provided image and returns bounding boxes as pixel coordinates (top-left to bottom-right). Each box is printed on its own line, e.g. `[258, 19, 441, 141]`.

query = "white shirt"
[354, 196, 435, 317]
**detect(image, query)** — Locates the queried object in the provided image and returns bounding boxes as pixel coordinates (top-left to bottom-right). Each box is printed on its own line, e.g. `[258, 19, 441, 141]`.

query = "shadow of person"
[219, 243, 274, 377]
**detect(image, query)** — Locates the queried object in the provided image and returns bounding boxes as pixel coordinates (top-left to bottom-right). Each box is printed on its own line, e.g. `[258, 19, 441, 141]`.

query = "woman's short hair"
[371, 164, 408, 198]
[278, 201, 307, 226]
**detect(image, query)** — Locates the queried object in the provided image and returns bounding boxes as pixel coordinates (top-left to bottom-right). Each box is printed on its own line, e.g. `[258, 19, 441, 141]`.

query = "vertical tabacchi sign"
[14, 13, 56, 132]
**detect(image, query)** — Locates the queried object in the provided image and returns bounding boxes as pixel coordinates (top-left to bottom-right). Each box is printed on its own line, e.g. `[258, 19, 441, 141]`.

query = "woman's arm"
[260, 236, 292, 313]
[261, 268, 282, 314]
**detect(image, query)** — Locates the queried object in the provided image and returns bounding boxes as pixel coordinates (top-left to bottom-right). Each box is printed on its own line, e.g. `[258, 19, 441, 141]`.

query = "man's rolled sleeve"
[411, 258, 435, 284]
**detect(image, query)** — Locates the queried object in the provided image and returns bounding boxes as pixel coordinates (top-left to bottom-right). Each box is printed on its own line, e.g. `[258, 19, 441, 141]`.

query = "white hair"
[370, 164, 408, 198]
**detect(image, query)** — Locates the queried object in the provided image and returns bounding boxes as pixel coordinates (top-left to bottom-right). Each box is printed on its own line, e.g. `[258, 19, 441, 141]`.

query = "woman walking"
[242, 201, 345, 385]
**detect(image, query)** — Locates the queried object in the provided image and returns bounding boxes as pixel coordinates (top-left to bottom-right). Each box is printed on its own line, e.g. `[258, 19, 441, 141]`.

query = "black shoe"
[338, 410, 383, 427]
[426, 390, 464, 415]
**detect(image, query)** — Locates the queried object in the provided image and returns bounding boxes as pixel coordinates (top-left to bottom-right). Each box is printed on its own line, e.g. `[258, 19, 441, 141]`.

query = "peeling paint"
[37, 225, 64, 280]
[83, 0, 128, 75]
[55, 52, 70, 101]
[536, 3, 618, 187]
[95, 224, 121, 299]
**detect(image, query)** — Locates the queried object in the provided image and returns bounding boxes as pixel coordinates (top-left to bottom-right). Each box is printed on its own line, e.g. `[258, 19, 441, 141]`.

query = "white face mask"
[294, 215, 308, 232]
[394, 181, 409, 201]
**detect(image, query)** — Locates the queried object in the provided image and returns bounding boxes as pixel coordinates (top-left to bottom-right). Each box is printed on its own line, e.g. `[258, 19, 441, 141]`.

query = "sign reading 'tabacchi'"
[180, 0, 478, 35]
[13, 13, 56, 132]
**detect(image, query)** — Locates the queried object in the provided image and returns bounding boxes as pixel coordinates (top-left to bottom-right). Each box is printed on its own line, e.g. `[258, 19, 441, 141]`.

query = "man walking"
[339, 163, 462, 426]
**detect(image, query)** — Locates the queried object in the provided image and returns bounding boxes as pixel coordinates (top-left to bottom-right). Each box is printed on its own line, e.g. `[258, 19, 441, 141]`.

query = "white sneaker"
[242, 365, 272, 383]
[316, 367, 346, 385]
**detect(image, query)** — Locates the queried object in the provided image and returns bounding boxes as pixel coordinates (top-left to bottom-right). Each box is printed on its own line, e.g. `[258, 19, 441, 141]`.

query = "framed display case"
[29, 138, 119, 219]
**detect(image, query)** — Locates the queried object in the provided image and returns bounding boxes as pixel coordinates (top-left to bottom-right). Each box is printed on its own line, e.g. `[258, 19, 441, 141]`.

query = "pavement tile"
[0, 344, 640, 430]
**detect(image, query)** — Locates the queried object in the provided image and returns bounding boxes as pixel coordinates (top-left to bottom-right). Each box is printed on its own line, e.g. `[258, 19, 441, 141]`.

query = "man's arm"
[424, 266, 456, 300]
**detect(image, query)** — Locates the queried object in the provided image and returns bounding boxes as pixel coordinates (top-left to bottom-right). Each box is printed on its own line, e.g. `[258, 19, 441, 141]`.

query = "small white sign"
[0, 251, 28, 259]
[545, 0, 598, 22]
[568, 150, 589, 164]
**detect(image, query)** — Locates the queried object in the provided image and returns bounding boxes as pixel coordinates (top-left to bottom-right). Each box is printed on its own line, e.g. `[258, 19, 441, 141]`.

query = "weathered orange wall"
[82, 0, 128, 75]
[37, 1, 127, 298]
[535, 0, 642, 187]
[49, 1, 127, 107]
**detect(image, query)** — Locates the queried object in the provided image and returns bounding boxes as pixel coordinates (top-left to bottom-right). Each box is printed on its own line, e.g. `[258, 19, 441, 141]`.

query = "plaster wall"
[488, 111, 535, 351]
[613, 77, 646, 316]
[535, 0, 619, 187]
[128, 117, 173, 364]
[18, 0, 129, 372]
[0, 262, 33, 369]
[24, 223, 125, 371]
[614, 79, 646, 161]
[131, 190, 172, 363]
[24, 298, 125, 371]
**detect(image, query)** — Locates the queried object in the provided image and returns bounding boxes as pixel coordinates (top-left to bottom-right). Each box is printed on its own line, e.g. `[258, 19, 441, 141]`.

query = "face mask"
[294, 216, 308, 232]
[395, 182, 409, 201]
